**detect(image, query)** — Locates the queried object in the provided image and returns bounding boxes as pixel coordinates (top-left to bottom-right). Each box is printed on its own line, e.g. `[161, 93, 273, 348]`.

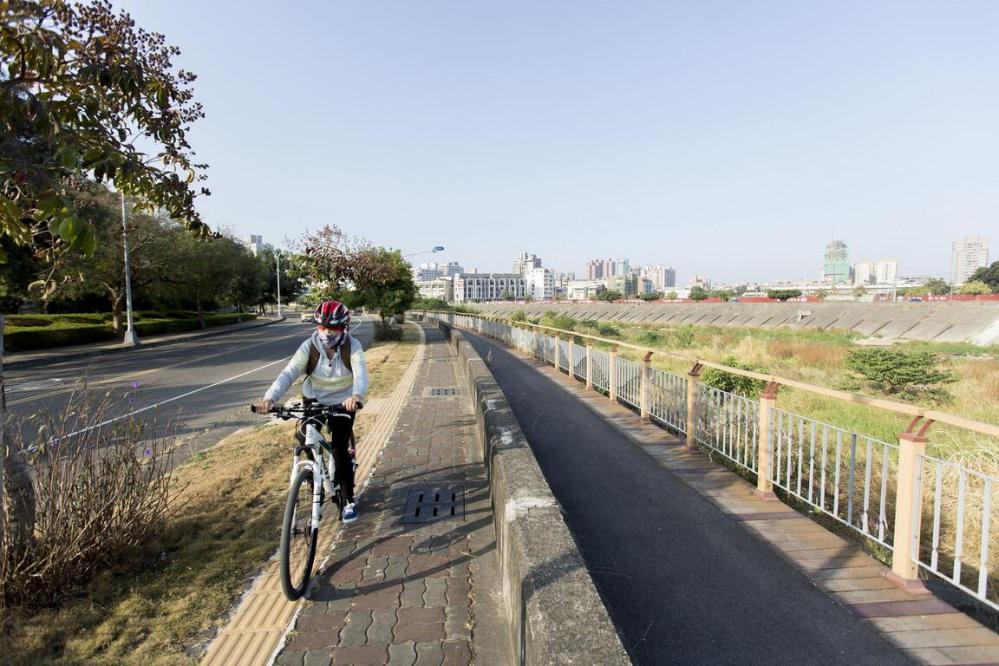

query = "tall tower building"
[951, 236, 989, 284]
[823, 240, 850, 284]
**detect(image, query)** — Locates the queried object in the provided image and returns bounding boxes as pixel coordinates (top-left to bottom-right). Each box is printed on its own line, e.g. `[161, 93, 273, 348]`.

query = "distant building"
[244, 234, 265, 256]
[566, 280, 606, 300]
[874, 260, 897, 285]
[585, 260, 604, 280]
[453, 273, 526, 303]
[607, 273, 640, 298]
[415, 277, 454, 302]
[585, 258, 630, 280]
[688, 275, 711, 289]
[951, 236, 989, 284]
[853, 261, 874, 286]
[525, 267, 556, 300]
[513, 252, 543, 275]
[413, 261, 464, 281]
[823, 240, 850, 284]
[641, 265, 676, 291]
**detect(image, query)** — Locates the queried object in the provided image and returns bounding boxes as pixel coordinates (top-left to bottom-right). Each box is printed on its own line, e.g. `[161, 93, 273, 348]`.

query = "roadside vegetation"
[0, 328, 420, 664]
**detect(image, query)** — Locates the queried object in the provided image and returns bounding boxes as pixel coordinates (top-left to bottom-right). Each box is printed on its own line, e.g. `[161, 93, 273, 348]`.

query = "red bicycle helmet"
[313, 300, 350, 328]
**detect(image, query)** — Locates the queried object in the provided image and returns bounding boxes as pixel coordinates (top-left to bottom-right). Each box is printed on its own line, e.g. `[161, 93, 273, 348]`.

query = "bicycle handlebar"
[250, 400, 362, 418]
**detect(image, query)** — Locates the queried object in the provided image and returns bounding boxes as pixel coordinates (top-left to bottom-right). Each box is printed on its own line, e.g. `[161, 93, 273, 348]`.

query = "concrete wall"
[467, 302, 999, 345]
[438, 320, 630, 666]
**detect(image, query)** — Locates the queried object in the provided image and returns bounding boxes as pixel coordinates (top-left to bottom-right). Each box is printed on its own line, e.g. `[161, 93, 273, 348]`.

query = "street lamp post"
[120, 192, 140, 346]
[403, 245, 445, 259]
[275, 250, 282, 318]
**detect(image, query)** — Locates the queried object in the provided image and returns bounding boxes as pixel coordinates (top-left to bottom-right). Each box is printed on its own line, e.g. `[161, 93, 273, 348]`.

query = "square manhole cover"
[423, 386, 458, 397]
[401, 487, 464, 523]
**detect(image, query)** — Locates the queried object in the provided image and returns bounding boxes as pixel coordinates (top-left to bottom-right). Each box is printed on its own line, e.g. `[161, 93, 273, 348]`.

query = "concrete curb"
[437, 319, 630, 666]
[4, 315, 286, 370]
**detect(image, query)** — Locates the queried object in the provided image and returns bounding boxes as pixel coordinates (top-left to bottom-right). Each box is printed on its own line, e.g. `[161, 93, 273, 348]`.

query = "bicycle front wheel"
[279, 467, 319, 600]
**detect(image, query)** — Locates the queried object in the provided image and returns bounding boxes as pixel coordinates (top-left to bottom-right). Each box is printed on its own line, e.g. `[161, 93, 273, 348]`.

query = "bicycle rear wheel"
[279, 467, 319, 600]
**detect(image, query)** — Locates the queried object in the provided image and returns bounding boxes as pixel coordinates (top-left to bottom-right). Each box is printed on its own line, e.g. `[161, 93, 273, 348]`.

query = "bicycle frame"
[291, 412, 354, 528]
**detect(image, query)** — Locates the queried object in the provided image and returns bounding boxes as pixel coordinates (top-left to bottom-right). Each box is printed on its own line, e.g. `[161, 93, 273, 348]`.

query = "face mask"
[318, 331, 345, 349]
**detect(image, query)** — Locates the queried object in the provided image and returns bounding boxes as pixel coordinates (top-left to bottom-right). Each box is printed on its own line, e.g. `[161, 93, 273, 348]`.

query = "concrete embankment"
[470, 301, 999, 345]
[437, 319, 630, 665]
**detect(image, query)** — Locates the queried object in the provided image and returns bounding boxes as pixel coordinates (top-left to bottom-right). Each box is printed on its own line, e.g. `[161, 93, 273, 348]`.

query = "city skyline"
[118, 1, 999, 283]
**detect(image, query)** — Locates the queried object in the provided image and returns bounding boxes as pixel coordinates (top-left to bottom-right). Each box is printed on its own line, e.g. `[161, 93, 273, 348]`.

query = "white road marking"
[53, 356, 291, 442]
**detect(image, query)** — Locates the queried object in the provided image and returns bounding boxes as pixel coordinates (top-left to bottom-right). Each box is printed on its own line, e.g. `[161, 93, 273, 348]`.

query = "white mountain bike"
[251, 398, 359, 600]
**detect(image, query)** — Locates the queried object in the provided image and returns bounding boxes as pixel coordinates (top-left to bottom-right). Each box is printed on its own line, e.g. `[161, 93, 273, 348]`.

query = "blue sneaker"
[342, 502, 358, 524]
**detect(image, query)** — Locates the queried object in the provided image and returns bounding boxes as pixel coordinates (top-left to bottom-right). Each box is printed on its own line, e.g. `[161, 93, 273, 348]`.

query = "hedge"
[3, 313, 258, 352]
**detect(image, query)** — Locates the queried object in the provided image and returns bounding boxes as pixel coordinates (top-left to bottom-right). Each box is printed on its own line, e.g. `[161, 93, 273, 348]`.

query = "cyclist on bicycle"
[255, 300, 368, 523]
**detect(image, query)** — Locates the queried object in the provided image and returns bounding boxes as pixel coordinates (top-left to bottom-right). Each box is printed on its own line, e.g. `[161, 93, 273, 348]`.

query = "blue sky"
[119, 1, 998, 283]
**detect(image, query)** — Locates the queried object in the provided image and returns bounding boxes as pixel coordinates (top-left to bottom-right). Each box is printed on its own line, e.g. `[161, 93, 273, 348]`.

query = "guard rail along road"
[416, 310, 999, 615]
[434, 319, 630, 665]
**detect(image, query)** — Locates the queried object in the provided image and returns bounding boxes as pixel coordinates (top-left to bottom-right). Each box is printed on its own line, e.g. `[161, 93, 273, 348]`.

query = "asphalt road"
[5, 318, 374, 460]
[462, 331, 913, 666]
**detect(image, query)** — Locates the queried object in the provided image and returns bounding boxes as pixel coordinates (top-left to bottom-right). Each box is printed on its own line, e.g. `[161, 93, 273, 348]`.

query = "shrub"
[636, 330, 665, 346]
[1, 391, 173, 607]
[510, 310, 527, 322]
[3, 322, 117, 352]
[766, 289, 802, 301]
[700, 356, 766, 398]
[540, 313, 576, 331]
[374, 319, 403, 341]
[596, 322, 621, 337]
[845, 348, 956, 400]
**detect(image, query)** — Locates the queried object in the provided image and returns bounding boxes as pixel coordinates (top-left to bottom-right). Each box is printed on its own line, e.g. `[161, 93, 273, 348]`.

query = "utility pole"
[276, 251, 282, 318]
[121, 192, 140, 346]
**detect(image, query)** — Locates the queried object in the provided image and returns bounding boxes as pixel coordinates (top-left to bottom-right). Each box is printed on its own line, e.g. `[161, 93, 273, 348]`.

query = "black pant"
[325, 413, 356, 502]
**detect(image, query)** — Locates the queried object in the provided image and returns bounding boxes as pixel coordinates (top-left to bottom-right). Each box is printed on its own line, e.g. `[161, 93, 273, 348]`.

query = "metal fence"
[694, 386, 760, 474]
[770, 409, 897, 549]
[915, 454, 998, 611]
[649, 368, 687, 434]
[420, 310, 999, 611]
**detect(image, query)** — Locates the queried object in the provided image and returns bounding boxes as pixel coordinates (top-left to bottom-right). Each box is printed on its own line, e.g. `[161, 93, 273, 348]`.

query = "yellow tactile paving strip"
[201, 328, 427, 666]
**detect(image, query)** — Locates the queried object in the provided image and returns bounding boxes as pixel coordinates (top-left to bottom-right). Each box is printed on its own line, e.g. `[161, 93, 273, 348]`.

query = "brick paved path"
[275, 325, 504, 666]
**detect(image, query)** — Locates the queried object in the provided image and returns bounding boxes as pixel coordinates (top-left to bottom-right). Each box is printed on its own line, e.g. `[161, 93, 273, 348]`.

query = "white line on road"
[48, 356, 291, 445]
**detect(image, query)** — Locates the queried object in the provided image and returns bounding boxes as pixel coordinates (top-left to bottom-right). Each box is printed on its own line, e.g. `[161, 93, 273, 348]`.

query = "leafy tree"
[173, 232, 248, 327]
[295, 224, 360, 300]
[1, 0, 210, 259]
[852, 286, 867, 298]
[350, 247, 417, 328]
[689, 286, 709, 301]
[499, 290, 514, 301]
[958, 280, 992, 295]
[923, 278, 951, 295]
[968, 262, 999, 292]
[596, 289, 622, 302]
[814, 289, 828, 300]
[29, 185, 182, 329]
[713, 289, 734, 301]
[700, 356, 766, 398]
[510, 309, 527, 322]
[845, 348, 955, 400]
[766, 289, 801, 301]
[665, 291, 677, 301]
[639, 291, 661, 302]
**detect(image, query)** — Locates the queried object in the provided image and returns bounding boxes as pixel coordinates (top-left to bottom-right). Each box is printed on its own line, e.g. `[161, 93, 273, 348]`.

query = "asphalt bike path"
[462, 330, 913, 665]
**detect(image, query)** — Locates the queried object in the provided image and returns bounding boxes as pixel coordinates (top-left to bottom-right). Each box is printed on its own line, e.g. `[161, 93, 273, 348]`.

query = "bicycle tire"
[279, 467, 319, 600]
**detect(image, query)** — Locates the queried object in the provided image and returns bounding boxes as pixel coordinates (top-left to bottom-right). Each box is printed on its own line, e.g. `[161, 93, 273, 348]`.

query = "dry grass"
[0, 330, 420, 665]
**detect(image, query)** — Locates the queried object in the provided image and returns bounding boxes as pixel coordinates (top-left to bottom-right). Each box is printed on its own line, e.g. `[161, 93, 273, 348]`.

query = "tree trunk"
[196, 299, 205, 329]
[0, 315, 37, 556]
[110, 291, 124, 333]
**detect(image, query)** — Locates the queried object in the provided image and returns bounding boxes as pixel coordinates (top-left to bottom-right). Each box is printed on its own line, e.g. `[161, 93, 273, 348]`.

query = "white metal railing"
[649, 368, 687, 434]
[915, 454, 997, 611]
[771, 408, 897, 549]
[695, 386, 760, 474]
[420, 310, 999, 610]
